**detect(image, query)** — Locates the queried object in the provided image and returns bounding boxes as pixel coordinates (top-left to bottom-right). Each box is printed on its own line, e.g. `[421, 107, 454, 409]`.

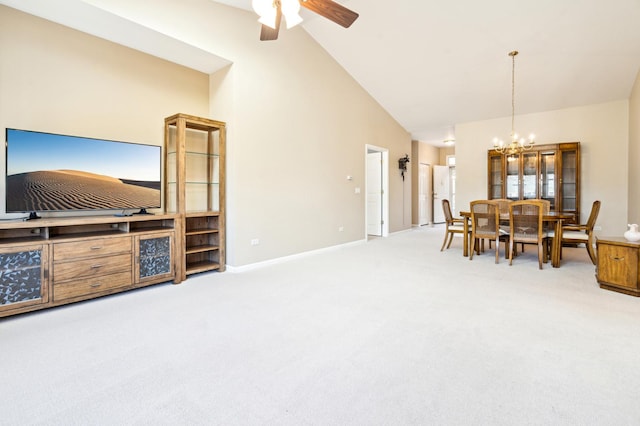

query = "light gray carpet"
[2, 226, 640, 425]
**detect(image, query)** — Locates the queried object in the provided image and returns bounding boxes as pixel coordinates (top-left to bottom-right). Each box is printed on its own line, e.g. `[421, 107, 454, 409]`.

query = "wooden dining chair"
[469, 200, 509, 264]
[513, 199, 550, 254]
[508, 200, 550, 269]
[440, 199, 469, 251]
[560, 200, 601, 264]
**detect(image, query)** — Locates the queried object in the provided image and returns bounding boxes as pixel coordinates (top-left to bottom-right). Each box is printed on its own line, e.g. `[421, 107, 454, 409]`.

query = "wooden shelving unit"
[184, 211, 222, 274]
[164, 113, 226, 282]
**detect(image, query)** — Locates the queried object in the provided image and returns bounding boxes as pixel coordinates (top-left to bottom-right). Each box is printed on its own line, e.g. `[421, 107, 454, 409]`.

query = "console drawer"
[53, 270, 132, 301]
[54, 237, 131, 261]
[54, 253, 132, 282]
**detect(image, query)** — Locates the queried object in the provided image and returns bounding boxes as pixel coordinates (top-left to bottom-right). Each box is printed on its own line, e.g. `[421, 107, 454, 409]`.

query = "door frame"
[365, 144, 389, 238]
[433, 164, 450, 223]
[418, 162, 431, 226]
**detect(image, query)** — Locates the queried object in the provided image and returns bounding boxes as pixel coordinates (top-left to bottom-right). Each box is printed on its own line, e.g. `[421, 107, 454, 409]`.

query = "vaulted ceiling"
[3, 0, 640, 147]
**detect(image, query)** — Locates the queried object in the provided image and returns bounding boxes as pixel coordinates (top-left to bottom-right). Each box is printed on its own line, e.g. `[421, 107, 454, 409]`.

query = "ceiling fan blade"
[259, 4, 282, 41]
[260, 24, 279, 41]
[300, 0, 359, 28]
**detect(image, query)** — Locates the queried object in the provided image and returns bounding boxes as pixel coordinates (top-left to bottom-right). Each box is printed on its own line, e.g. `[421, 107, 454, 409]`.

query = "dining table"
[459, 210, 574, 268]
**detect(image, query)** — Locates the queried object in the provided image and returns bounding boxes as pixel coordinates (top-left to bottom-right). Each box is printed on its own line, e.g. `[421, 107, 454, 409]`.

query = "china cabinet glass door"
[506, 154, 520, 200]
[560, 147, 578, 215]
[522, 152, 538, 199]
[488, 153, 503, 198]
[539, 151, 556, 210]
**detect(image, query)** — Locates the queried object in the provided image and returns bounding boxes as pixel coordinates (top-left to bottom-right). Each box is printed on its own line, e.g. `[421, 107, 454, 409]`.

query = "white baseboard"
[226, 238, 368, 273]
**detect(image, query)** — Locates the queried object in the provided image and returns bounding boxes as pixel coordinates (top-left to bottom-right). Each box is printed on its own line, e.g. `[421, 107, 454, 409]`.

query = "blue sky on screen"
[6, 129, 160, 182]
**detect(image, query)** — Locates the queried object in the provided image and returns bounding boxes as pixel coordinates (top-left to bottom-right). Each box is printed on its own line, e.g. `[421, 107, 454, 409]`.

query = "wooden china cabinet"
[164, 113, 226, 283]
[487, 142, 580, 223]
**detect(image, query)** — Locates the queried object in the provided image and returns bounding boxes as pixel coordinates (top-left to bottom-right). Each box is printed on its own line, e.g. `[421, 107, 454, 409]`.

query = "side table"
[596, 237, 640, 297]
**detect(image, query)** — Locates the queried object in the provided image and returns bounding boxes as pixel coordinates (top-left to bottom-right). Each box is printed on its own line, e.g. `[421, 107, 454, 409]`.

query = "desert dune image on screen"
[6, 129, 161, 212]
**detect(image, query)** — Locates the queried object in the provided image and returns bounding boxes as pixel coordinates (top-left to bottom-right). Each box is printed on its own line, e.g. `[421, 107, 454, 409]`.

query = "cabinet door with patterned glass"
[0, 244, 49, 317]
[134, 233, 174, 286]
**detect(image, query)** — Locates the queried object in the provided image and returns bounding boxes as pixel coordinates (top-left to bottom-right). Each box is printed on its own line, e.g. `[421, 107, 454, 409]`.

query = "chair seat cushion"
[562, 230, 589, 240]
[448, 225, 466, 232]
[512, 232, 548, 240]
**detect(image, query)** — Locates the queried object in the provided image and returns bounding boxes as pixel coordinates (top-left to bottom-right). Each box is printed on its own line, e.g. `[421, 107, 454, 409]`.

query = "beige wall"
[0, 6, 209, 215]
[0, 7, 209, 143]
[0, 2, 411, 268]
[628, 70, 640, 223]
[439, 147, 455, 165]
[456, 100, 629, 237]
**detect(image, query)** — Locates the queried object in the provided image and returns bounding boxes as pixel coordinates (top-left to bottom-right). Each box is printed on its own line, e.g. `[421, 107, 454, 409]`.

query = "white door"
[433, 165, 450, 223]
[367, 151, 383, 236]
[418, 163, 430, 225]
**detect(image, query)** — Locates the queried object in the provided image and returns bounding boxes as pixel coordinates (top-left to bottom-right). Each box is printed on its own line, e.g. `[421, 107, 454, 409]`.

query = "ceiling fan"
[252, 0, 359, 41]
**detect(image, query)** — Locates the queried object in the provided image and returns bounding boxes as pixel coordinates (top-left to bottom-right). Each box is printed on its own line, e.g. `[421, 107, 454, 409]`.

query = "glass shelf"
[166, 181, 220, 185]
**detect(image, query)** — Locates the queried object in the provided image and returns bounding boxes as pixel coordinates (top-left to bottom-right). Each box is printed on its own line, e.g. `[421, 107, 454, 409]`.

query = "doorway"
[366, 145, 389, 238]
[418, 163, 431, 226]
[433, 165, 450, 223]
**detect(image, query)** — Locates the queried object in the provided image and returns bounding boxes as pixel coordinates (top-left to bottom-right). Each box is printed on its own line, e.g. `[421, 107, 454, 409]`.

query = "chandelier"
[252, 0, 303, 29]
[493, 51, 535, 155]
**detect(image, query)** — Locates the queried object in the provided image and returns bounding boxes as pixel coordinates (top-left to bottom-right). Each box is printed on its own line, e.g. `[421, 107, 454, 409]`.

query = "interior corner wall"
[455, 100, 629, 237]
[628, 69, 640, 223]
[0, 5, 209, 213]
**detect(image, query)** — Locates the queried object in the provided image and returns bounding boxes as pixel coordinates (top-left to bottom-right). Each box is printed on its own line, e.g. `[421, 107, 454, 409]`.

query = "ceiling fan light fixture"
[281, 0, 303, 28]
[252, 0, 278, 28]
[257, 0, 359, 41]
[258, 13, 278, 29]
[284, 13, 303, 28]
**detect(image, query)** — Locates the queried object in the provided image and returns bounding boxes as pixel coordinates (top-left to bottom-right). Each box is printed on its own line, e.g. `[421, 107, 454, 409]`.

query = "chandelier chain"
[492, 50, 535, 155]
[511, 51, 515, 139]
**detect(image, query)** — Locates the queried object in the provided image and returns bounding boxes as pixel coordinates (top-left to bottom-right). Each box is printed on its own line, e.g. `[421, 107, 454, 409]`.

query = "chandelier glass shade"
[493, 51, 535, 155]
[252, 0, 303, 29]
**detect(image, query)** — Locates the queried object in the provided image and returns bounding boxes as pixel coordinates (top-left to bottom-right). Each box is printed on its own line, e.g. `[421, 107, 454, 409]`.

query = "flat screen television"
[5, 128, 161, 216]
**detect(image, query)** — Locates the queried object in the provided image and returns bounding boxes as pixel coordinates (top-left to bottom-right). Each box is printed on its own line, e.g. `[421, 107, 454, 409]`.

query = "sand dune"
[54, 169, 123, 183]
[6, 170, 160, 212]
